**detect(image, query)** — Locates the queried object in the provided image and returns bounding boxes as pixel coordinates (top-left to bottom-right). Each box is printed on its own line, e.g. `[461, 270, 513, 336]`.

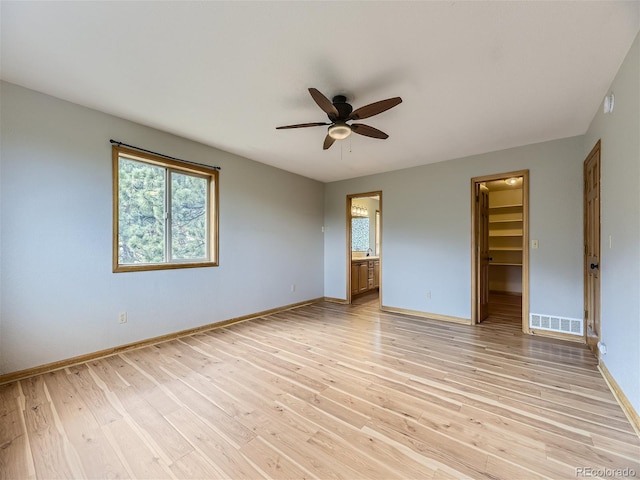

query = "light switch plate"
[532, 239, 539, 249]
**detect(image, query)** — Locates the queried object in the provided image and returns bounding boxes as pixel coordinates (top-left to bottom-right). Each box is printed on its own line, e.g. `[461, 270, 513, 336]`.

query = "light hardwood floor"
[1, 297, 639, 479]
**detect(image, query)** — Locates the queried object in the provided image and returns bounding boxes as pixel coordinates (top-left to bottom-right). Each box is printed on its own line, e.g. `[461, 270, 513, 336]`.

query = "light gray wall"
[0, 81, 324, 374]
[324, 136, 584, 320]
[584, 33, 639, 413]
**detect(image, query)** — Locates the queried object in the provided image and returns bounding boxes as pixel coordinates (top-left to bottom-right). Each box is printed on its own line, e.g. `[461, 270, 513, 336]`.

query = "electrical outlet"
[426, 291, 431, 299]
[119, 312, 127, 324]
[291, 284, 296, 292]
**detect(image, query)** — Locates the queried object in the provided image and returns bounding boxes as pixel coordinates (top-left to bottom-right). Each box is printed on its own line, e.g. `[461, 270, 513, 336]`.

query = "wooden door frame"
[346, 191, 382, 306]
[471, 170, 530, 331]
[584, 140, 601, 352]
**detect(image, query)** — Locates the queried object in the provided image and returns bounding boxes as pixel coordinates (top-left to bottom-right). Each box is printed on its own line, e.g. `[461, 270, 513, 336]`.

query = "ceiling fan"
[276, 88, 402, 150]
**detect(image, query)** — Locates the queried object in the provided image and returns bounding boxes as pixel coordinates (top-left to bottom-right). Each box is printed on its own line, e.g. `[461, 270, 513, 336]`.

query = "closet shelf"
[489, 203, 523, 209]
[489, 231, 523, 237]
[489, 218, 523, 224]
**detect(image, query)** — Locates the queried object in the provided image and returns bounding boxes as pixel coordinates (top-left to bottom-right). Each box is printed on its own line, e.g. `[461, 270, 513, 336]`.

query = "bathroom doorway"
[347, 192, 381, 306]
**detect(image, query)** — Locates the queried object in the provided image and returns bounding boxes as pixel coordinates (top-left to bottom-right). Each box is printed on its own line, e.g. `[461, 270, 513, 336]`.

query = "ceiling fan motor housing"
[332, 95, 353, 120]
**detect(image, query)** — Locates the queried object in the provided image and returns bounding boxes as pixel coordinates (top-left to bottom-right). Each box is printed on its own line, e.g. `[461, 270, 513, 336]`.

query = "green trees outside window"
[171, 172, 207, 261]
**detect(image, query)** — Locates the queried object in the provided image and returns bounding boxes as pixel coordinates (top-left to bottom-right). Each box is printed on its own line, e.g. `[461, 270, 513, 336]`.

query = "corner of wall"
[0, 82, 5, 374]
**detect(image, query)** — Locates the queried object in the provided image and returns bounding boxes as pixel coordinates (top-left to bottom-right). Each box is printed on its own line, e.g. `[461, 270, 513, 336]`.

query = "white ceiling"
[1, 1, 638, 182]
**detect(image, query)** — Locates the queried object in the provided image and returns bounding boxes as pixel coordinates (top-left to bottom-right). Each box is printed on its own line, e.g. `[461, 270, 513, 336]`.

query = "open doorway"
[471, 171, 529, 331]
[347, 192, 381, 306]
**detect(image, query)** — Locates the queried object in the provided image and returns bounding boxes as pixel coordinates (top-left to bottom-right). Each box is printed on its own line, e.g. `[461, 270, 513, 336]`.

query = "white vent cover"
[530, 313, 583, 336]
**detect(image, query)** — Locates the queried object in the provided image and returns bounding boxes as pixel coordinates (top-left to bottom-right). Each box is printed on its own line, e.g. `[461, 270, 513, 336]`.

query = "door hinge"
[584, 309, 588, 320]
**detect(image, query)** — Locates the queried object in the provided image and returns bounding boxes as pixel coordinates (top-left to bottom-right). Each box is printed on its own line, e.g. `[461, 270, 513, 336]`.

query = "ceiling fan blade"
[349, 97, 402, 120]
[323, 134, 336, 150]
[309, 88, 339, 120]
[351, 123, 389, 139]
[276, 122, 330, 129]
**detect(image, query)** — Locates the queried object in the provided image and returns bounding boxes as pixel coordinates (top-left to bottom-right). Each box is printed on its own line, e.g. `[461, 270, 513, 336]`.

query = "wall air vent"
[529, 313, 583, 336]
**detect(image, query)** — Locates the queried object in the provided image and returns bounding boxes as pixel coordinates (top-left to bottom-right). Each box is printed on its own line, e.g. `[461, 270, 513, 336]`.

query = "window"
[351, 217, 370, 252]
[112, 145, 218, 272]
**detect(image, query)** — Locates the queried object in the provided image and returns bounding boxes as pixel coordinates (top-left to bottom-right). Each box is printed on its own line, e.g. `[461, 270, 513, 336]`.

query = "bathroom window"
[351, 217, 370, 252]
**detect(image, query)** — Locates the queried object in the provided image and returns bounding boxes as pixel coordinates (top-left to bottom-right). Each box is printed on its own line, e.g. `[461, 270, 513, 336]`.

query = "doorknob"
[590, 263, 599, 269]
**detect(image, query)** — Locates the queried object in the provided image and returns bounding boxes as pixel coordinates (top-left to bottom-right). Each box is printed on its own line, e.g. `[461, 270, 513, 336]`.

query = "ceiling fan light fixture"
[328, 123, 352, 140]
